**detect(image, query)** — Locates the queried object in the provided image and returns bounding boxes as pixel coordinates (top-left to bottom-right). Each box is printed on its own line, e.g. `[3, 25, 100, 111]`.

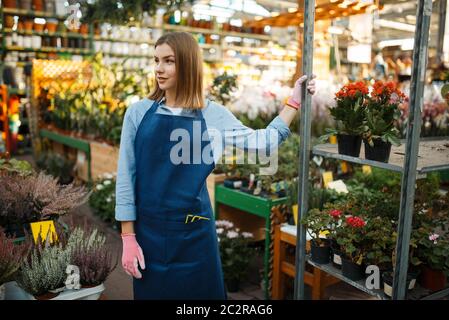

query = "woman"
[116, 32, 316, 300]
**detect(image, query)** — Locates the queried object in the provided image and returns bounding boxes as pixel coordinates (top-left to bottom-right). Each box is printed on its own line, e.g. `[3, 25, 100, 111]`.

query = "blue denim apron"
[133, 100, 226, 300]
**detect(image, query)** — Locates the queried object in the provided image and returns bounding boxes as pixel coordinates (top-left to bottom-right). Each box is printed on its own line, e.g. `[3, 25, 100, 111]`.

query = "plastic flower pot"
[382, 271, 414, 298]
[337, 134, 362, 157]
[24, 19, 34, 32]
[364, 139, 392, 163]
[341, 258, 365, 281]
[330, 240, 342, 269]
[226, 279, 240, 293]
[33, 22, 45, 33]
[32, 0, 44, 11]
[419, 265, 447, 292]
[4, 15, 15, 29]
[46, 20, 58, 33]
[310, 239, 331, 264]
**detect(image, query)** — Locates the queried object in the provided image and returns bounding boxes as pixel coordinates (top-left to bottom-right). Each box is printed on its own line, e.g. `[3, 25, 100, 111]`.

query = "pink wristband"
[121, 233, 136, 238]
[286, 96, 300, 110]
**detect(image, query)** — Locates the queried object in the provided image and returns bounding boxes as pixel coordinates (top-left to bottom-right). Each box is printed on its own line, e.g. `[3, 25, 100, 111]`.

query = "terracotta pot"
[32, 0, 44, 11]
[46, 21, 58, 33]
[34, 22, 45, 32]
[4, 15, 15, 28]
[3, 0, 17, 8]
[79, 24, 89, 35]
[419, 265, 447, 292]
[24, 19, 34, 32]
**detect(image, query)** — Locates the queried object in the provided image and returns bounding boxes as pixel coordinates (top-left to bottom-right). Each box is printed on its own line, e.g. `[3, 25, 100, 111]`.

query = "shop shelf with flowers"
[215, 220, 255, 292]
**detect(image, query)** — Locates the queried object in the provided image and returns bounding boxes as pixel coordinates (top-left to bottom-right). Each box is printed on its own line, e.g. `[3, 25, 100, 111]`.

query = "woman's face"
[154, 43, 177, 91]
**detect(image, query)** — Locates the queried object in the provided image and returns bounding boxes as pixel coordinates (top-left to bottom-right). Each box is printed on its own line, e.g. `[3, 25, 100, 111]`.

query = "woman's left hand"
[287, 74, 317, 109]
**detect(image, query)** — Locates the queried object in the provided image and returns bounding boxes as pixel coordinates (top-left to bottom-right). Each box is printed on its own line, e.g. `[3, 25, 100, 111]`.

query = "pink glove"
[121, 233, 145, 279]
[287, 74, 317, 109]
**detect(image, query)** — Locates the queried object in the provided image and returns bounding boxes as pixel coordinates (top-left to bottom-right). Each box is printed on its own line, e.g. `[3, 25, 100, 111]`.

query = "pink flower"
[429, 233, 439, 244]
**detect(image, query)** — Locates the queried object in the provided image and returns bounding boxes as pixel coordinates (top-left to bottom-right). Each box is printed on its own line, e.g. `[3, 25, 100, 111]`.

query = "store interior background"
[1, 0, 449, 300]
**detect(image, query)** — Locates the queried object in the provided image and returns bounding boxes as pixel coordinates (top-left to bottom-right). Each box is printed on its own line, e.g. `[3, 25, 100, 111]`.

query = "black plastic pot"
[364, 139, 392, 163]
[337, 134, 362, 157]
[310, 239, 331, 264]
[226, 278, 240, 293]
[330, 240, 342, 269]
[341, 258, 365, 281]
[382, 271, 414, 298]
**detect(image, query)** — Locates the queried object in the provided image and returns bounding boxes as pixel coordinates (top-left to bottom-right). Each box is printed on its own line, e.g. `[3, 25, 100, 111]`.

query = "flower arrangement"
[215, 220, 254, 289]
[325, 81, 369, 137]
[89, 173, 117, 224]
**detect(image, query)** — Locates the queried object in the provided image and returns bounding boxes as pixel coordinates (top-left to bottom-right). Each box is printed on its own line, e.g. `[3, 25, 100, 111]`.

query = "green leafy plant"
[335, 215, 367, 265]
[363, 81, 406, 147]
[413, 224, 449, 274]
[89, 173, 116, 223]
[363, 216, 395, 269]
[36, 152, 75, 185]
[0, 153, 33, 177]
[207, 72, 238, 106]
[320, 81, 369, 142]
[300, 208, 336, 246]
[215, 220, 254, 283]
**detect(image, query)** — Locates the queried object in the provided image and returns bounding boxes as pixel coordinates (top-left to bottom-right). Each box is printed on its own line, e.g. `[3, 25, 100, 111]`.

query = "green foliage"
[413, 224, 449, 273]
[215, 220, 254, 282]
[80, 0, 194, 24]
[36, 152, 75, 185]
[45, 53, 151, 146]
[329, 97, 366, 136]
[363, 216, 395, 268]
[89, 174, 116, 223]
[301, 208, 336, 246]
[0, 156, 33, 177]
[364, 99, 401, 146]
[208, 72, 238, 106]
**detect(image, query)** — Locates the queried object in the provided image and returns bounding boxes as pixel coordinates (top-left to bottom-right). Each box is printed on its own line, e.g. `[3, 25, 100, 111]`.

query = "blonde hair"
[149, 32, 204, 109]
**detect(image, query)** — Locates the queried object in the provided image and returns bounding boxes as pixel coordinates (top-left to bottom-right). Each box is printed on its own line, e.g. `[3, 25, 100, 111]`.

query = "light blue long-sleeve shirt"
[115, 98, 291, 221]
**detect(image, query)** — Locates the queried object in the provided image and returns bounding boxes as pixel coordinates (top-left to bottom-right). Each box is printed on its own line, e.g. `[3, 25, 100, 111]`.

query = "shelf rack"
[294, 0, 449, 300]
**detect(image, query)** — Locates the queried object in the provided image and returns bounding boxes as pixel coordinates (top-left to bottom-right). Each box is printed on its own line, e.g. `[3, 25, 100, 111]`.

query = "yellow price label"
[322, 171, 334, 188]
[362, 165, 372, 175]
[329, 135, 337, 144]
[341, 161, 348, 174]
[30, 220, 58, 244]
[292, 204, 298, 225]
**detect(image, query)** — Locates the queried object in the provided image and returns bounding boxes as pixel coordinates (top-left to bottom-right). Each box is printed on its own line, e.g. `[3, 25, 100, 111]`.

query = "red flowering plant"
[320, 81, 369, 142]
[301, 206, 344, 247]
[335, 215, 368, 265]
[364, 81, 406, 147]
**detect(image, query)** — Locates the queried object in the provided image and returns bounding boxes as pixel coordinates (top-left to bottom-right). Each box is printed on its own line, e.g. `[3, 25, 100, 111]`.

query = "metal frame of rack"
[294, 0, 449, 300]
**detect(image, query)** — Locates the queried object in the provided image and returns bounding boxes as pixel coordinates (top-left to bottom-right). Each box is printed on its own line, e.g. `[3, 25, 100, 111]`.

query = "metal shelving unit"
[294, 0, 449, 300]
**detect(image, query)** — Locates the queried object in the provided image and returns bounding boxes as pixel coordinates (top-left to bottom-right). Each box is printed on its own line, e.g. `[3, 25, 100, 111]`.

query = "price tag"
[30, 220, 58, 244]
[322, 171, 334, 188]
[341, 161, 348, 173]
[292, 204, 298, 225]
[362, 165, 372, 175]
[329, 135, 337, 144]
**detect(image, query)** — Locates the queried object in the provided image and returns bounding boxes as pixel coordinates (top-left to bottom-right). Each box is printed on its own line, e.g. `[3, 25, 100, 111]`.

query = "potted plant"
[336, 215, 367, 281]
[215, 220, 254, 292]
[320, 81, 369, 157]
[66, 226, 116, 297]
[89, 173, 117, 226]
[326, 207, 344, 269]
[0, 229, 29, 300]
[300, 208, 335, 264]
[16, 238, 72, 300]
[413, 226, 449, 292]
[363, 81, 405, 162]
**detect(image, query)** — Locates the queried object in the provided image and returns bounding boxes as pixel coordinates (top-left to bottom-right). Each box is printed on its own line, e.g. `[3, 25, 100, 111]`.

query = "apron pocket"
[165, 220, 213, 265]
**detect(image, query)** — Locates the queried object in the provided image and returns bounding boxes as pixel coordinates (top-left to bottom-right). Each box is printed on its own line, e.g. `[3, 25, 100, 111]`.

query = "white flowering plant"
[89, 173, 116, 224]
[215, 220, 254, 283]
